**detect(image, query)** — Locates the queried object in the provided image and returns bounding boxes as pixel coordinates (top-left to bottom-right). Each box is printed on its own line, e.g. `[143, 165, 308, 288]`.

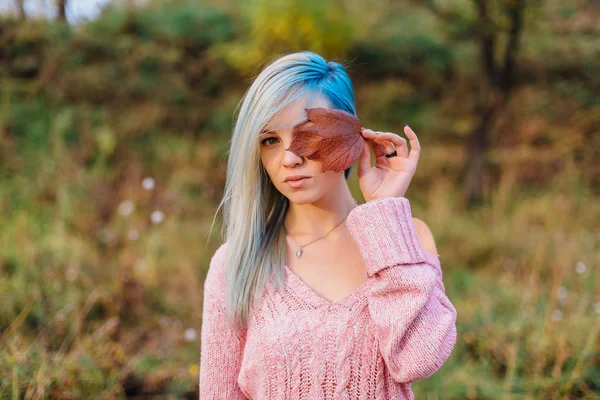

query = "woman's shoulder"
[204, 242, 229, 294]
[213, 241, 229, 261]
[411, 217, 439, 256]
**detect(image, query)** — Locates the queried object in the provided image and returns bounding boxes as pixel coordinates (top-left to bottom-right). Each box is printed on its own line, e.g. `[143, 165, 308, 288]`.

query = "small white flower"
[128, 229, 139, 240]
[575, 262, 586, 274]
[118, 200, 135, 216]
[184, 328, 198, 342]
[142, 177, 155, 191]
[551, 309, 563, 321]
[151, 210, 164, 224]
[557, 286, 568, 303]
[594, 303, 600, 314]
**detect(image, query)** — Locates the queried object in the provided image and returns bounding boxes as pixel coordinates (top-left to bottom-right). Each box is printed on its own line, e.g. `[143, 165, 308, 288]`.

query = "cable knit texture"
[199, 197, 457, 399]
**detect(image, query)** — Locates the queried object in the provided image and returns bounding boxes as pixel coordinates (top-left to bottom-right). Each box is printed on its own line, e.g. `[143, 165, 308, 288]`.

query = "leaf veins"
[286, 107, 364, 173]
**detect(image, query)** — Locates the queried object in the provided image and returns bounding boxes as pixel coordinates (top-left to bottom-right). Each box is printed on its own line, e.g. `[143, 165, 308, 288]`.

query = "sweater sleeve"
[199, 243, 249, 399]
[345, 196, 457, 384]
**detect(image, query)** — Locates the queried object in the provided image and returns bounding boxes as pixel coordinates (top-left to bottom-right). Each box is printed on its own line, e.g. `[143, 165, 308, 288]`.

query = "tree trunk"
[462, 0, 524, 206]
[15, 0, 26, 20]
[57, 0, 67, 21]
[462, 92, 503, 207]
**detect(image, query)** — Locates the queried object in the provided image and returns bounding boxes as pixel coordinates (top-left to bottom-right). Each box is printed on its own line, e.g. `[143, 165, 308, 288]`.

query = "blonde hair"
[213, 51, 357, 331]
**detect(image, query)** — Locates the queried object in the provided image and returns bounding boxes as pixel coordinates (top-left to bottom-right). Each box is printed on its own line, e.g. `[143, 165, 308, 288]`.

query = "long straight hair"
[214, 51, 357, 332]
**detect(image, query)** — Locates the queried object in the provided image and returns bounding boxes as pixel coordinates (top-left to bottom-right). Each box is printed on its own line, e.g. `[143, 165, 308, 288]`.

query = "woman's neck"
[284, 188, 358, 241]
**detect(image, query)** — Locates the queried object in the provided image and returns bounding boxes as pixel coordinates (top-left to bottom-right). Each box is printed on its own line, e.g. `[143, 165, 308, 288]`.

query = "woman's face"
[259, 93, 343, 205]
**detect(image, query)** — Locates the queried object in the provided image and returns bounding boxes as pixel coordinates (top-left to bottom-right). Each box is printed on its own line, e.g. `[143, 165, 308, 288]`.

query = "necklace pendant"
[296, 248, 303, 258]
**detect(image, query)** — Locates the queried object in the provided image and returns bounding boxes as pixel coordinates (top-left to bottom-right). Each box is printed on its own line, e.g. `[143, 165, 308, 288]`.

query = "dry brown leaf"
[286, 107, 364, 173]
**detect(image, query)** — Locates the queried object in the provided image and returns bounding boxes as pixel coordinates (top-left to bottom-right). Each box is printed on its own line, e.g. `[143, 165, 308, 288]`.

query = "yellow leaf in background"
[188, 364, 199, 377]
[96, 127, 116, 156]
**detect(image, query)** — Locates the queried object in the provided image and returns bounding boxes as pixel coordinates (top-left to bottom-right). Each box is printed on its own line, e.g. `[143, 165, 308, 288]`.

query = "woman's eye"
[261, 137, 278, 146]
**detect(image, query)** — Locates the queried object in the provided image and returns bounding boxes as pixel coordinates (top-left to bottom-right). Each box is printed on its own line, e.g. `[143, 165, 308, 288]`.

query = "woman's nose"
[282, 147, 304, 167]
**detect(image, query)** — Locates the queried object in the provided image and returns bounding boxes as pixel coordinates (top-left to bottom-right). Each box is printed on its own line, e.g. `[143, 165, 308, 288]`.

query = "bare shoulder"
[411, 217, 438, 256]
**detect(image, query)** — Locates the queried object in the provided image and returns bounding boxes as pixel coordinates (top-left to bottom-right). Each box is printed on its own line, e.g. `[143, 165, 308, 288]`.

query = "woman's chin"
[284, 192, 318, 205]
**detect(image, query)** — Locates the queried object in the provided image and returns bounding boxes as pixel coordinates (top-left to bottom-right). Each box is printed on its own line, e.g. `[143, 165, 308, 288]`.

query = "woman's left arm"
[345, 196, 457, 384]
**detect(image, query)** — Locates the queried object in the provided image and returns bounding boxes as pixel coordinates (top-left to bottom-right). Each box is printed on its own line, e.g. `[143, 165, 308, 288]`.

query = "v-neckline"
[284, 264, 370, 308]
[283, 251, 441, 309]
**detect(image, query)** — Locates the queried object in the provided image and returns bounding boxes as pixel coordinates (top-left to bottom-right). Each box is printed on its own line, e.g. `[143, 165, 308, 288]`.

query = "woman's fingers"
[373, 132, 409, 158]
[361, 128, 388, 158]
[371, 131, 406, 148]
[357, 138, 371, 175]
[403, 125, 421, 164]
[362, 129, 408, 158]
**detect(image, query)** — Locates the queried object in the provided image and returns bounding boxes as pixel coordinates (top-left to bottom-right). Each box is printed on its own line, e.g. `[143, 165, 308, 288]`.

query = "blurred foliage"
[1, 1, 240, 148]
[0, 0, 599, 398]
[214, 0, 357, 75]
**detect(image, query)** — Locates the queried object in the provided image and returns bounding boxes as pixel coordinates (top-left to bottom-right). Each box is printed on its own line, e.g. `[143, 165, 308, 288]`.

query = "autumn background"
[1, 0, 599, 398]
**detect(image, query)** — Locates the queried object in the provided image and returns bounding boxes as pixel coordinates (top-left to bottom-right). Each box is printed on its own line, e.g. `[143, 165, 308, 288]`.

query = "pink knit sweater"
[199, 196, 457, 399]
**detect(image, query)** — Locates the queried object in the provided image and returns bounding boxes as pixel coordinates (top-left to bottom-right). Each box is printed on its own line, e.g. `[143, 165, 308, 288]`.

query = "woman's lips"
[285, 177, 310, 189]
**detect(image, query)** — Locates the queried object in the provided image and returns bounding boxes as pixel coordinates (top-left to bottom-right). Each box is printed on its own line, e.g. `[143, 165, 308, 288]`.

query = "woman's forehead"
[261, 94, 330, 133]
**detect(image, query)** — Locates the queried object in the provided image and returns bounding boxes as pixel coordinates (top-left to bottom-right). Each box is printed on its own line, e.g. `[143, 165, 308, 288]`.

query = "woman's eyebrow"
[259, 118, 309, 135]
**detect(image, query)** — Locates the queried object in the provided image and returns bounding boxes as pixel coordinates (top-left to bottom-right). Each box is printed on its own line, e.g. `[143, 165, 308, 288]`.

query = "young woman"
[199, 51, 457, 399]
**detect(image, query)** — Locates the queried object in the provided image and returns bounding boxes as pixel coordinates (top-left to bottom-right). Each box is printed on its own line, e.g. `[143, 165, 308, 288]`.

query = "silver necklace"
[284, 200, 358, 258]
